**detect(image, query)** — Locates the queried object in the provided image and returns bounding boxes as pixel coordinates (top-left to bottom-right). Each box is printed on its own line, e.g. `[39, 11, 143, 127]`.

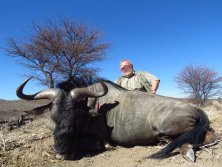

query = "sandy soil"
[0, 100, 221, 167]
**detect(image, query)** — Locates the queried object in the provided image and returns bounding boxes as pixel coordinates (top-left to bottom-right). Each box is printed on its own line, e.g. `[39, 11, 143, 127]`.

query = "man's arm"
[151, 80, 160, 94]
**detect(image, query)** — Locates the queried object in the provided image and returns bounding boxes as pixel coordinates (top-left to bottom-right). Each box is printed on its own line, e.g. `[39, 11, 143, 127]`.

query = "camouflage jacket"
[116, 71, 159, 92]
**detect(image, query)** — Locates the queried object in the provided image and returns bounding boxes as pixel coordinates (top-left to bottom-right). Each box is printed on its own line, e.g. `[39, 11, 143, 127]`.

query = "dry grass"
[0, 100, 222, 167]
[0, 114, 56, 167]
[204, 100, 222, 133]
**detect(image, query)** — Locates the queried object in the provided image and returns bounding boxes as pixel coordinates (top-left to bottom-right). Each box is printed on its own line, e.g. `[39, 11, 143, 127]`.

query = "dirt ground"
[0, 99, 222, 167]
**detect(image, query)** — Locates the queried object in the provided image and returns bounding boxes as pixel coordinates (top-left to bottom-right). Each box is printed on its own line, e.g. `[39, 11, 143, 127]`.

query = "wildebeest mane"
[56, 76, 127, 92]
[56, 76, 104, 92]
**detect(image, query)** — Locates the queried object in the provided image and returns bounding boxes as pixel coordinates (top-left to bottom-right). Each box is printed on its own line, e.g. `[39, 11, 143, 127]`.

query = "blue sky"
[0, 0, 222, 100]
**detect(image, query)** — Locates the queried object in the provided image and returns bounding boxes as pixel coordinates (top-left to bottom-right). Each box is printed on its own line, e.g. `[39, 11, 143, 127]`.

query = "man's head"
[120, 60, 134, 77]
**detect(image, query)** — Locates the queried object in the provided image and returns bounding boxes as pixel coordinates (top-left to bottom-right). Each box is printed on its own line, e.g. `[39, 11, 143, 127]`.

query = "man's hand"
[151, 90, 156, 94]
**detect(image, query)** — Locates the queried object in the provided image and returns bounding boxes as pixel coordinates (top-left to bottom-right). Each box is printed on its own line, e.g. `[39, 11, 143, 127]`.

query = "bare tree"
[5, 18, 109, 88]
[175, 65, 222, 106]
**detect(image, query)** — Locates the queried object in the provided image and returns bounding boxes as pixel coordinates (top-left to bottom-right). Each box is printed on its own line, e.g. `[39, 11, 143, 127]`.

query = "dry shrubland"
[0, 100, 222, 167]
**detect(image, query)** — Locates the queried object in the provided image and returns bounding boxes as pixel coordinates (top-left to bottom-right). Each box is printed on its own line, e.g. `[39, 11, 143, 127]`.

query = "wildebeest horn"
[70, 81, 108, 99]
[16, 76, 62, 100]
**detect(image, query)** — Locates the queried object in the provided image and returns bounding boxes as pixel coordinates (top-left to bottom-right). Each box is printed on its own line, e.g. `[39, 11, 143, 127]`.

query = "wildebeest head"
[16, 77, 109, 159]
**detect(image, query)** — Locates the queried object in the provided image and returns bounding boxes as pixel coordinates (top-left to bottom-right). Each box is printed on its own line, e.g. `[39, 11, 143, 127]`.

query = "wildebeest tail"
[148, 111, 208, 159]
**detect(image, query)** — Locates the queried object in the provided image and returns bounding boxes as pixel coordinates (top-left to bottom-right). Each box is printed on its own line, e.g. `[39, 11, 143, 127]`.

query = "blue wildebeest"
[16, 77, 218, 162]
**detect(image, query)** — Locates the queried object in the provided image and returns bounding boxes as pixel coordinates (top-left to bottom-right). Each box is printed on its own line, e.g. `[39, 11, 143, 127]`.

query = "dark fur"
[51, 84, 110, 159]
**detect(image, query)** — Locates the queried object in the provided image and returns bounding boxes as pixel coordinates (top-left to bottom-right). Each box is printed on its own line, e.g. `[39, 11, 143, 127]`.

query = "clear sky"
[0, 0, 222, 100]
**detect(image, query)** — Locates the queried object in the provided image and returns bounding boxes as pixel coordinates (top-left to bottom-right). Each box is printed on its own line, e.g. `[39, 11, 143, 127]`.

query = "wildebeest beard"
[51, 92, 107, 160]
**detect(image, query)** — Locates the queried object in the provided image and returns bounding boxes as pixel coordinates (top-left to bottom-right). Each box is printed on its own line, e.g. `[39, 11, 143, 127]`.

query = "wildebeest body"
[86, 82, 208, 146]
[16, 78, 216, 161]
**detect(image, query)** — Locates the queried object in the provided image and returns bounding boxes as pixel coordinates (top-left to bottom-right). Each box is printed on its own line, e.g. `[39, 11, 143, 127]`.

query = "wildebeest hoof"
[180, 144, 195, 162]
[184, 148, 195, 162]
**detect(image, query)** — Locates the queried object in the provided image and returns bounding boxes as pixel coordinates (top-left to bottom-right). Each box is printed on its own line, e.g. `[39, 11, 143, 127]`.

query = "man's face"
[120, 62, 133, 77]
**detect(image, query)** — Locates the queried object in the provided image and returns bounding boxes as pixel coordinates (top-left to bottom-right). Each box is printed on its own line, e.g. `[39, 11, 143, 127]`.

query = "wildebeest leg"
[179, 131, 219, 162]
[202, 130, 220, 145]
